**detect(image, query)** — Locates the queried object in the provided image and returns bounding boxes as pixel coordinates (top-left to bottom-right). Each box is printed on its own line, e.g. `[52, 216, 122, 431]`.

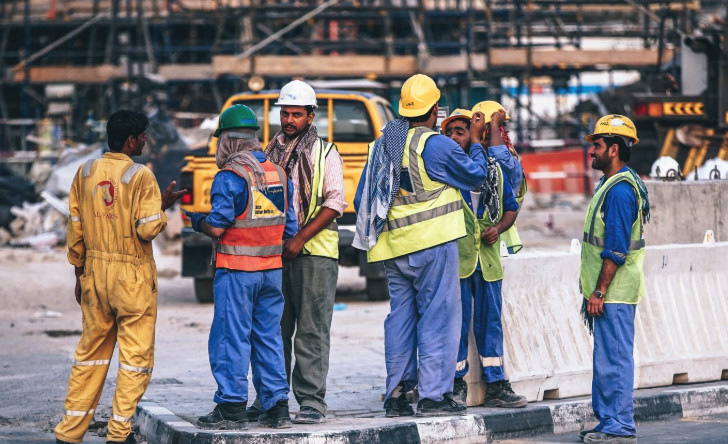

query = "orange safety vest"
[216, 160, 289, 271]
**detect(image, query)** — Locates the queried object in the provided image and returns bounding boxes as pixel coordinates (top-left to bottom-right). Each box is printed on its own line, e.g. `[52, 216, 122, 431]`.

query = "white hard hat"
[650, 156, 682, 181]
[275, 80, 318, 108]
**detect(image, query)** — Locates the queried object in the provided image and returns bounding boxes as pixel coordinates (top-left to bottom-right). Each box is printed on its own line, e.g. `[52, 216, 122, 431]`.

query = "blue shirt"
[599, 166, 638, 267]
[489, 144, 524, 198]
[206, 151, 297, 239]
[354, 133, 488, 212]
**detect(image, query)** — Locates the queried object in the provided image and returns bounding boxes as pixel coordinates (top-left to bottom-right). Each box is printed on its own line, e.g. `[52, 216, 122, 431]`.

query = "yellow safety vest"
[301, 138, 339, 259]
[458, 165, 505, 281]
[500, 172, 526, 254]
[367, 127, 465, 262]
[580, 171, 645, 304]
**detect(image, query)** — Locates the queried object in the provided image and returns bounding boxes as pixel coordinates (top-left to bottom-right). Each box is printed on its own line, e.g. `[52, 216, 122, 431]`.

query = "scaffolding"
[0, 0, 706, 148]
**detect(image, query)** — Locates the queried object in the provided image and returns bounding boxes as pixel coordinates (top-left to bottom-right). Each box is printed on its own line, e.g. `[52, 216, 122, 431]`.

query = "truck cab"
[180, 89, 395, 302]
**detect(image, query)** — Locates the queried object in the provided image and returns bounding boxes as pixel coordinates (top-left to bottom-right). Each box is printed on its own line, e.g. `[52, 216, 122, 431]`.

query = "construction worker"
[184, 105, 297, 430]
[252, 80, 346, 424]
[55, 110, 186, 444]
[353, 74, 489, 417]
[472, 101, 526, 254]
[580, 115, 648, 444]
[442, 109, 527, 409]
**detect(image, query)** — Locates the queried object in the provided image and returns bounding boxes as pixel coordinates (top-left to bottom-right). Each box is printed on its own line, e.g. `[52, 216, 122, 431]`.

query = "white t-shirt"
[470, 191, 481, 217]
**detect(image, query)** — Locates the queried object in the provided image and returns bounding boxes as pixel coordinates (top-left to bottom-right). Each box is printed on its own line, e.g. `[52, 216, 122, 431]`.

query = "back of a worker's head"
[107, 110, 149, 151]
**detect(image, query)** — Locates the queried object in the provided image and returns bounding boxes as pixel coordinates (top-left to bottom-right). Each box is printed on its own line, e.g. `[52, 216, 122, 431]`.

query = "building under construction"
[0, 0, 720, 153]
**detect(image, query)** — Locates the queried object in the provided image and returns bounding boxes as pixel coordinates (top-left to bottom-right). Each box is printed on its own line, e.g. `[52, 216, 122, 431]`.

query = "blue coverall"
[591, 165, 639, 437]
[204, 152, 298, 412]
[456, 178, 518, 383]
[355, 135, 489, 404]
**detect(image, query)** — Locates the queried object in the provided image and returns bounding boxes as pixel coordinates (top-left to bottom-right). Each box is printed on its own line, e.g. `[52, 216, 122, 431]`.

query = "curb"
[134, 383, 728, 443]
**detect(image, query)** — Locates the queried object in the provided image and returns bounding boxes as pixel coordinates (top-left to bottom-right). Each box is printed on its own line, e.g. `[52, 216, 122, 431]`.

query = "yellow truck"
[179, 89, 395, 302]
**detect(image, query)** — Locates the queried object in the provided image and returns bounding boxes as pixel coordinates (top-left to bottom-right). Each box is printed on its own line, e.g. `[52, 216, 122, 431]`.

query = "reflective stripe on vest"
[216, 160, 289, 271]
[501, 171, 527, 254]
[367, 127, 465, 262]
[301, 138, 339, 259]
[579, 171, 645, 304]
[458, 165, 505, 281]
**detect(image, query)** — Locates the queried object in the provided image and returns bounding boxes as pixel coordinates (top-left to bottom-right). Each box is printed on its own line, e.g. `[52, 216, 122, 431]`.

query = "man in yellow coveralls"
[55, 110, 186, 444]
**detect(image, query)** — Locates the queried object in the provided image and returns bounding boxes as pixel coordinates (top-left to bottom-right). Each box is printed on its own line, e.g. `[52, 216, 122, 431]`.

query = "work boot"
[451, 377, 468, 407]
[482, 380, 528, 408]
[258, 400, 291, 429]
[583, 432, 637, 444]
[416, 395, 467, 417]
[56, 439, 75, 444]
[292, 406, 325, 424]
[580, 428, 600, 442]
[106, 434, 136, 444]
[384, 390, 415, 418]
[246, 403, 263, 422]
[196, 402, 248, 430]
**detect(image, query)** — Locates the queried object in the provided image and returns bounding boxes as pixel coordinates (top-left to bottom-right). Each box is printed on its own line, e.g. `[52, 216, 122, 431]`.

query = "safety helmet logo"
[609, 118, 625, 127]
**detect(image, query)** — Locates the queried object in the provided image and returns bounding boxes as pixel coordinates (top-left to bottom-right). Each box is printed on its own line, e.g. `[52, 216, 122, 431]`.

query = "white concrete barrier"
[464, 243, 728, 406]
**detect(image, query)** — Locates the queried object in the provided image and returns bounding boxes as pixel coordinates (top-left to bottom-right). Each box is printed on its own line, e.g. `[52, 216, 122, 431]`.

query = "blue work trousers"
[382, 241, 461, 404]
[592, 303, 637, 437]
[455, 274, 506, 382]
[209, 268, 289, 411]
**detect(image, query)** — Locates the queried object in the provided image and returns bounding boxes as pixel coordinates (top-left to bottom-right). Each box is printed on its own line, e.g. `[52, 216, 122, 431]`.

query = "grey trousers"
[280, 255, 338, 415]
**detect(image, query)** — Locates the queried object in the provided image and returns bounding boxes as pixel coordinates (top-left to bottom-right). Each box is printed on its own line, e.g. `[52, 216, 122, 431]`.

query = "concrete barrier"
[464, 243, 728, 406]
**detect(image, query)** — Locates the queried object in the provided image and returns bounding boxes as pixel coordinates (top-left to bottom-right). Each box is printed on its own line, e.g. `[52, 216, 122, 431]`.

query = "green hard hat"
[214, 104, 260, 137]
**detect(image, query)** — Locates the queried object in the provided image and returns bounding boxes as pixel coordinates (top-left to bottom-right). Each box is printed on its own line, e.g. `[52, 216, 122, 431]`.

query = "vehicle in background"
[179, 89, 396, 303]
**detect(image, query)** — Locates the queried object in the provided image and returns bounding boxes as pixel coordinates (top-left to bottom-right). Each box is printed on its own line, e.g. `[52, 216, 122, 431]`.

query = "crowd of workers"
[53, 74, 646, 444]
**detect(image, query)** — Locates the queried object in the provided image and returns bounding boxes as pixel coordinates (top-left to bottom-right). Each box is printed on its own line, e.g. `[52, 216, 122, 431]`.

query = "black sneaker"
[580, 428, 599, 442]
[416, 395, 467, 417]
[292, 406, 325, 424]
[452, 377, 468, 406]
[258, 400, 292, 429]
[583, 432, 637, 444]
[385, 391, 415, 417]
[196, 402, 248, 430]
[482, 380, 527, 408]
[106, 434, 136, 444]
[246, 403, 263, 422]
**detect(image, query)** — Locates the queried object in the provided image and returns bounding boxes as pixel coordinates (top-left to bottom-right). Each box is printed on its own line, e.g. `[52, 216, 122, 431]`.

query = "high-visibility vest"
[216, 160, 289, 271]
[458, 165, 505, 281]
[301, 138, 339, 259]
[367, 127, 465, 262]
[580, 170, 645, 304]
[500, 171, 527, 254]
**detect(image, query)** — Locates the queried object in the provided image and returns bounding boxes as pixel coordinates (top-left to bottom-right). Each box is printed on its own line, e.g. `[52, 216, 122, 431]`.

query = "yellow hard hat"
[585, 114, 639, 145]
[471, 100, 510, 124]
[441, 108, 473, 132]
[399, 74, 441, 117]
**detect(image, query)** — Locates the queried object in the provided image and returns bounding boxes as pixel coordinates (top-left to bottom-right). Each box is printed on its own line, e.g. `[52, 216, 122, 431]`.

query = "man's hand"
[74, 277, 82, 305]
[489, 109, 507, 130]
[161, 181, 188, 211]
[183, 210, 206, 232]
[587, 293, 605, 317]
[470, 111, 486, 144]
[282, 234, 306, 259]
[481, 226, 499, 245]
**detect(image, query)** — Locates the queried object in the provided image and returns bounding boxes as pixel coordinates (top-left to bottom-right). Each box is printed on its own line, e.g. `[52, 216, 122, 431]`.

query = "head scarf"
[216, 130, 268, 191]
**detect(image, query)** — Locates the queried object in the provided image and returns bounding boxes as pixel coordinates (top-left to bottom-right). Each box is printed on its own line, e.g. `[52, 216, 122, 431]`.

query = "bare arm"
[587, 258, 619, 317]
[481, 210, 517, 245]
[282, 208, 338, 259]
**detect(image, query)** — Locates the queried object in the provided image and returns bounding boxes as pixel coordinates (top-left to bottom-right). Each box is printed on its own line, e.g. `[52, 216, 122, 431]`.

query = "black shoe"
[56, 440, 75, 444]
[106, 434, 136, 444]
[385, 391, 415, 418]
[246, 403, 264, 422]
[580, 428, 599, 442]
[258, 400, 292, 429]
[416, 395, 467, 417]
[482, 380, 528, 408]
[452, 377, 468, 406]
[583, 432, 637, 444]
[196, 402, 248, 430]
[292, 406, 325, 424]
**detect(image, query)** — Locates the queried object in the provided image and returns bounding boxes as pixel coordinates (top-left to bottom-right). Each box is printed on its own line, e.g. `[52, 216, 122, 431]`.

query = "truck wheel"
[366, 277, 389, 301]
[194, 278, 214, 304]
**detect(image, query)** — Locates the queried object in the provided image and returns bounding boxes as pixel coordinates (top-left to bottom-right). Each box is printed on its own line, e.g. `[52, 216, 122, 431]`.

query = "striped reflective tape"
[582, 232, 645, 250]
[65, 408, 95, 417]
[82, 159, 95, 178]
[456, 359, 467, 372]
[121, 164, 145, 184]
[136, 213, 161, 226]
[119, 363, 153, 374]
[382, 200, 463, 232]
[217, 244, 282, 256]
[73, 359, 110, 366]
[112, 413, 131, 423]
[232, 215, 286, 228]
[70, 216, 81, 222]
[480, 356, 503, 368]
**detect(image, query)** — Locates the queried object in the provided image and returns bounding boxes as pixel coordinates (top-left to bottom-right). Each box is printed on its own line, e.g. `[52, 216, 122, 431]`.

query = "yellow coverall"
[55, 152, 167, 443]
